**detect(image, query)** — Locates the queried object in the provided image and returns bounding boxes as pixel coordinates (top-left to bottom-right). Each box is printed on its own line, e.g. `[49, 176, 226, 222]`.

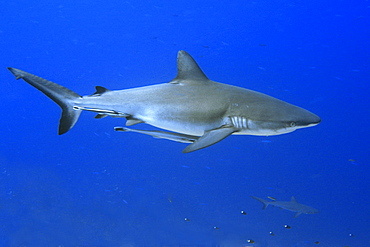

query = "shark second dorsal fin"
[170, 50, 209, 83]
[92, 86, 110, 96]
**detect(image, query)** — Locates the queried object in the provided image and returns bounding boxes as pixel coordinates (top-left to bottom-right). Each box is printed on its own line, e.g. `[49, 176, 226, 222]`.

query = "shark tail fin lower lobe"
[251, 196, 269, 210]
[8, 67, 82, 135]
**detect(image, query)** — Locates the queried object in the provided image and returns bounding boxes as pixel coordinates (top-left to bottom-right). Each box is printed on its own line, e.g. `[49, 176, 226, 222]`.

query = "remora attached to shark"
[8, 50, 320, 153]
[251, 196, 319, 217]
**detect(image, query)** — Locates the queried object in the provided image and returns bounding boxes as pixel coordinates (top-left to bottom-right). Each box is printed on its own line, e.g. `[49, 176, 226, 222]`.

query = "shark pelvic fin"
[294, 212, 302, 218]
[126, 118, 144, 126]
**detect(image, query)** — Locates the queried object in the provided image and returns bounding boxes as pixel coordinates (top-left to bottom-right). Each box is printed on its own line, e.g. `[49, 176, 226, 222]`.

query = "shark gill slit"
[230, 116, 248, 129]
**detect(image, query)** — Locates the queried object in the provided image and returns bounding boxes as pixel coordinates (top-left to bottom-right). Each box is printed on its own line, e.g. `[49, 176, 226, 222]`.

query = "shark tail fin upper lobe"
[8, 67, 82, 135]
[251, 196, 269, 210]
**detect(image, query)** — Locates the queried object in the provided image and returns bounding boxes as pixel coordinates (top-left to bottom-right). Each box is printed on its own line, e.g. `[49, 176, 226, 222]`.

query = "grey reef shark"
[8, 50, 321, 153]
[251, 196, 319, 217]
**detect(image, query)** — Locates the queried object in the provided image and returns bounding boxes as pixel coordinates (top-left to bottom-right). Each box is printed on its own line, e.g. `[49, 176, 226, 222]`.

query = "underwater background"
[1, 0, 369, 246]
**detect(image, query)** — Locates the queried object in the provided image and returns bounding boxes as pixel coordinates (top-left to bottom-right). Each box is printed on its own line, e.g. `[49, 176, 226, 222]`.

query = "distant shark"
[251, 196, 319, 217]
[7, 50, 320, 153]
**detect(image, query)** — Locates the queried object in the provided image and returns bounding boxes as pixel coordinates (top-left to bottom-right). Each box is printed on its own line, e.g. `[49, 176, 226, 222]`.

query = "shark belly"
[139, 115, 223, 136]
[132, 104, 227, 136]
[79, 83, 231, 136]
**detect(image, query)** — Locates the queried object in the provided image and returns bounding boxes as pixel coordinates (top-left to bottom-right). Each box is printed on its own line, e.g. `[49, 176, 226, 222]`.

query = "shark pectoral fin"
[182, 127, 236, 153]
[114, 127, 198, 144]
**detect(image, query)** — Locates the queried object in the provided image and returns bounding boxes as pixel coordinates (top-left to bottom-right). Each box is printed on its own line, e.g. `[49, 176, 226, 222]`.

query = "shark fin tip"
[175, 50, 208, 81]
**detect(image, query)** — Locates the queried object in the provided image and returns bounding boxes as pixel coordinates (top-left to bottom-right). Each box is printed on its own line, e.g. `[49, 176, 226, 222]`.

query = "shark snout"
[290, 106, 321, 128]
[299, 112, 321, 127]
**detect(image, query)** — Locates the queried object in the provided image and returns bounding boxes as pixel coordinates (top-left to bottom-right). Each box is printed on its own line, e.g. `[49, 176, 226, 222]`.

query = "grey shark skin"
[7, 50, 320, 153]
[251, 196, 319, 217]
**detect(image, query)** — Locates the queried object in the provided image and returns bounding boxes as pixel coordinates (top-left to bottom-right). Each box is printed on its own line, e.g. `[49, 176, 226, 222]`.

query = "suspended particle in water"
[247, 239, 255, 243]
[213, 226, 219, 230]
[349, 233, 354, 237]
[241, 210, 247, 215]
[314, 241, 320, 244]
[269, 231, 275, 236]
[284, 224, 291, 229]
[184, 218, 190, 221]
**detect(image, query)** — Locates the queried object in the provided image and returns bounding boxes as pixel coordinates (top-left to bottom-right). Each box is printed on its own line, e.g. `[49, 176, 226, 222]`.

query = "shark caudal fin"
[8, 67, 82, 134]
[251, 196, 270, 210]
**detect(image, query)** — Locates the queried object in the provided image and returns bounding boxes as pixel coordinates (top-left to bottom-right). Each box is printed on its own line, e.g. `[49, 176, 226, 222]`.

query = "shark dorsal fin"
[170, 50, 209, 83]
[291, 196, 297, 203]
[92, 86, 110, 96]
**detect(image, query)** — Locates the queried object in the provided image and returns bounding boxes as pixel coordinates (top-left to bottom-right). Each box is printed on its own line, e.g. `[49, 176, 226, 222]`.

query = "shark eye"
[289, 122, 296, 127]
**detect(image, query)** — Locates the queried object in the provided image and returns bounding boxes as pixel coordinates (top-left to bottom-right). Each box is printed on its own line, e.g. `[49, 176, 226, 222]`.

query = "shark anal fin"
[95, 113, 108, 119]
[182, 127, 236, 153]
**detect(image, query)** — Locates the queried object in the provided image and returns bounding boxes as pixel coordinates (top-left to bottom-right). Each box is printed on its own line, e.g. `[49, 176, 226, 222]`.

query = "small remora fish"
[251, 196, 319, 217]
[7, 50, 320, 153]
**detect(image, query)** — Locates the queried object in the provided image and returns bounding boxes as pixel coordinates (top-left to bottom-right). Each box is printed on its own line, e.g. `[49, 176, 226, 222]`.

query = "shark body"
[251, 196, 319, 217]
[8, 50, 320, 153]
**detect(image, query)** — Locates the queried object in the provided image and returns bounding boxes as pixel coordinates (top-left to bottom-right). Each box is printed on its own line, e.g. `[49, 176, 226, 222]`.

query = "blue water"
[1, 1, 369, 246]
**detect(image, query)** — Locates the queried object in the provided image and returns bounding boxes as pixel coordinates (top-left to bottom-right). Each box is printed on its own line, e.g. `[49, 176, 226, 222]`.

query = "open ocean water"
[1, 0, 369, 246]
